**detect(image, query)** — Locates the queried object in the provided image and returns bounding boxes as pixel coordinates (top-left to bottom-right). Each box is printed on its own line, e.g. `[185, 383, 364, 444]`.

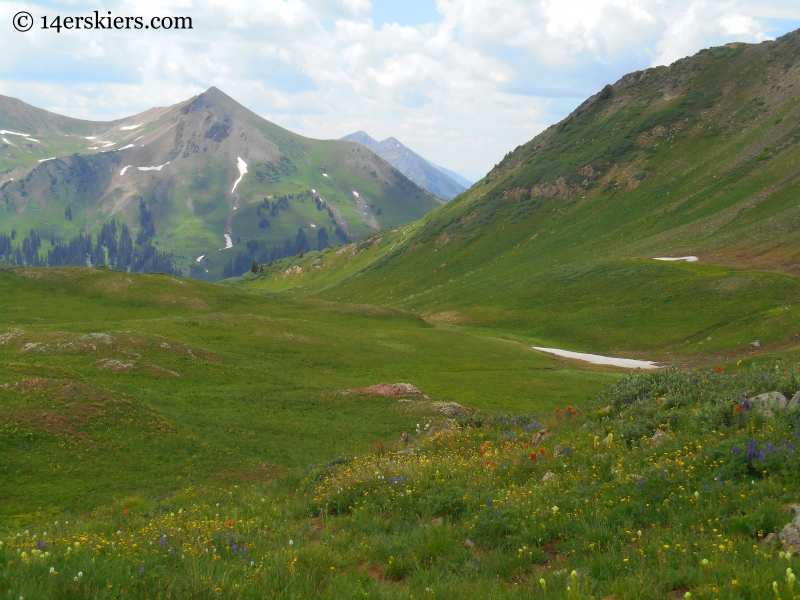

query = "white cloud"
[0, 0, 797, 178]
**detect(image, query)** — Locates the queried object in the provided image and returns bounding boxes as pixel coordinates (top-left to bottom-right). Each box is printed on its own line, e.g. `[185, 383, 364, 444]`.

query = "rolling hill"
[233, 30, 800, 361]
[341, 131, 468, 200]
[0, 88, 443, 280]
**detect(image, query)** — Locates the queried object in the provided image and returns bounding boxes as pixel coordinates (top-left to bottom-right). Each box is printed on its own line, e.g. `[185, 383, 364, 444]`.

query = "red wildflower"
[479, 449, 484, 456]
[529, 453, 536, 460]
[555, 408, 563, 414]
[226, 520, 233, 528]
[123, 509, 129, 515]
[734, 405, 742, 413]
[717, 366, 723, 372]
[539, 448, 545, 455]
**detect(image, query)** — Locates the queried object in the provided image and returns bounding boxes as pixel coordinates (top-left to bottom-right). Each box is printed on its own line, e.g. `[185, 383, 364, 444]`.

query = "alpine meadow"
[3, 18, 800, 600]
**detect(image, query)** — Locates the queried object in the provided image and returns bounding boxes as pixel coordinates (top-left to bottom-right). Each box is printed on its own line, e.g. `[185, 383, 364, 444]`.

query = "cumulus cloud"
[0, 0, 797, 178]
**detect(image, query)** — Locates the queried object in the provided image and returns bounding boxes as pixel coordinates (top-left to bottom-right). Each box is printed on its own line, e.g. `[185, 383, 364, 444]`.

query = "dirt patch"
[424, 310, 467, 324]
[216, 465, 282, 482]
[345, 383, 425, 397]
[147, 365, 181, 377]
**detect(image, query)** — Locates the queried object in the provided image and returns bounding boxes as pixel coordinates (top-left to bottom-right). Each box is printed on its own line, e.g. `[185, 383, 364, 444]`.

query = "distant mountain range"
[0, 88, 442, 279]
[340, 131, 470, 200]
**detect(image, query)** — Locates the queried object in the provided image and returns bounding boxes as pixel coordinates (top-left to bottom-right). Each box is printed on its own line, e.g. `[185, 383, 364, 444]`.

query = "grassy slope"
[3, 361, 800, 599]
[231, 33, 800, 360]
[0, 266, 613, 527]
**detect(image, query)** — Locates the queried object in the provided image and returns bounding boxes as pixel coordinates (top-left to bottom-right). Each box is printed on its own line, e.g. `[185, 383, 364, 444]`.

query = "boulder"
[748, 391, 787, 417]
[651, 429, 672, 447]
[751, 340, 762, 348]
[789, 392, 800, 409]
[542, 471, 558, 482]
[779, 514, 800, 553]
[762, 532, 780, 546]
[531, 429, 552, 446]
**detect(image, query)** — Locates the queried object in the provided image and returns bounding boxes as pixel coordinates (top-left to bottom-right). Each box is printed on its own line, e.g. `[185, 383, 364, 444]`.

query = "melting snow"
[1, 138, 10, 145]
[119, 144, 134, 150]
[85, 136, 96, 140]
[196, 255, 205, 262]
[119, 165, 132, 175]
[27, 138, 40, 143]
[310, 223, 317, 228]
[88, 147, 98, 150]
[353, 191, 359, 198]
[138, 162, 170, 171]
[0, 130, 29, 137]
[323, 173, 328, 177]
[133, 136, 144, 142]
[38, 157, 56, 163]
[654, 256, 698, 262]
[231, 157, 248, 193]
[532, 347, 660, 370]
[102, 142, 115, 147]
[223, 234, 233, 249]
[120, 124, 142, 131]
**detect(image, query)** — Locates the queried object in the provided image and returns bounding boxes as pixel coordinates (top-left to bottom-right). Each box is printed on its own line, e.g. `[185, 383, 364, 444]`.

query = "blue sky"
[2, 0, 799, 181]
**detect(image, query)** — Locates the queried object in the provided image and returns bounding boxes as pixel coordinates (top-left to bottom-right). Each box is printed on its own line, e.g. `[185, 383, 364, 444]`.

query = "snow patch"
[223, 234, 233, 249]
[133, 136, 144, 142]
[196, 255, 205, 262]
[119, 144, 134, 150]
[27, 138, 40, 143]
[88, 147, 98, 150]
[119, 165, 132, 176]
[310, 223, 317, 228]
[38, 157, 56, 163]
[0, 130, 29, 137]
[353, 190, 359, 198]
[1, 138, 10, 145]
[532, 347, 660, 370]
[85, 136, 96, 140]
[138, 162, 170, 171]
[654, 256, 698, 262]
[120, 124, 142, 130]
[323, 173, 328, 177]
[102, 142, 115, 148]
[231, 157, 248, 193]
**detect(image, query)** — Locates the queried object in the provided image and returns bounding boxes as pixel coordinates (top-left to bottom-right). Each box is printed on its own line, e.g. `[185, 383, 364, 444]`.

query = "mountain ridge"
[0, 87, 443, 279]
[341, 130, 467, 200]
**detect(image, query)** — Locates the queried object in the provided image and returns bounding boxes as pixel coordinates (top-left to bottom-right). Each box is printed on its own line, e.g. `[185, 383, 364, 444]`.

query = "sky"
[1, 1, 799, 182]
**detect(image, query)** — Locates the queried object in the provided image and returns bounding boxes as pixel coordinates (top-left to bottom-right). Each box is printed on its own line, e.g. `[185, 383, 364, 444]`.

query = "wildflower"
[159, 535, 167, 547]
[701, 559, 709, 566]
[529, 452, 536, 460]
[37, 540, 46, 550]
[139, 565, 145, 575]
[539, 578, 546, 591]
[552, 506, 559, 515]
[539, 448, 545, 455]
[774, 581, 780, 596]
[637, 479, 644, 489]
[49, 567, 54, 575]
[684, 593, 692, 599]
[717, 366, 723, 372]
[289, 539, 294, 546]
[731, 446, 741, 455]
[226, 520, 233, 528]
[734, 405, 742, 413]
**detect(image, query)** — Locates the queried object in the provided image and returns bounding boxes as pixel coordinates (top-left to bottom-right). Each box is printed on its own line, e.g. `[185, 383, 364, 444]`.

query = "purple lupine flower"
[231, 545, 238, 553]
[37, 540, 46, 550]
[659, 469, 666, 478]
[159, 535, 167, 547]
[487, 499, 494, 507]
[637, 479, 644, 489]
[742, 400, 751, 411]
[139, 564, 145, 575]
[716, 474, 722, 482]
[731, 446, 741, 455]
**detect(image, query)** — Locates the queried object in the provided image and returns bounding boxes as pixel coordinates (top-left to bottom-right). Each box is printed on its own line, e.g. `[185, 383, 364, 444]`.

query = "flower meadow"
[2, 364, 800, 599]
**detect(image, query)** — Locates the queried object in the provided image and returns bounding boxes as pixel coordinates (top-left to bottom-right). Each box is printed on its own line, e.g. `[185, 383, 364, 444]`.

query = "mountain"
[426, 161, 472, 189]
[235, 30, 800, 360]
[0, 88, 443, 280]
[341, 131, 467, 200]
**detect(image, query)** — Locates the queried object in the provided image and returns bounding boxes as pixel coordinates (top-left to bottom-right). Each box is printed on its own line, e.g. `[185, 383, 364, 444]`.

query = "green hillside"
[232, 32, 800, 361]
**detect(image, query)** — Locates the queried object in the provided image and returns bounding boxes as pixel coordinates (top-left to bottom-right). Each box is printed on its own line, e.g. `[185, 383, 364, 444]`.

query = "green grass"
[2, 361, 800, 599]
[0, 266, 613, 527]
